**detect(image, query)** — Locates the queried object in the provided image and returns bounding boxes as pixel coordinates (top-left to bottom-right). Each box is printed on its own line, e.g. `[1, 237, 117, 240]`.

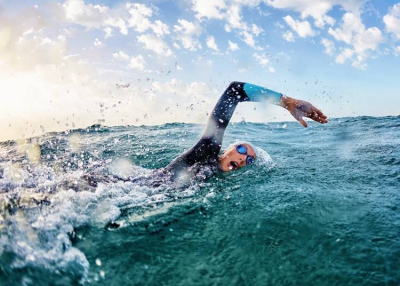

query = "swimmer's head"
[219, 142, 256, 172]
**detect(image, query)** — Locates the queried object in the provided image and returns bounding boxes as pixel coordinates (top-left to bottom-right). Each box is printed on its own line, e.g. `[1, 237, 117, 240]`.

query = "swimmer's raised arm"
[181, 81, 288, 164]
[200, 81, 327, 150]
[166, 81, 327, 170]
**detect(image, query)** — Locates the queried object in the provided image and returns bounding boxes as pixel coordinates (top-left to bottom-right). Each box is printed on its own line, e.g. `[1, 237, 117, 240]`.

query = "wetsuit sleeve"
[173, 81, 282, 166]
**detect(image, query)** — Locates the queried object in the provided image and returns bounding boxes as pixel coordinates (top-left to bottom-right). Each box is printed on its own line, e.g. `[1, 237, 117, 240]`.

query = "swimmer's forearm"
[243, 83, 282, 105]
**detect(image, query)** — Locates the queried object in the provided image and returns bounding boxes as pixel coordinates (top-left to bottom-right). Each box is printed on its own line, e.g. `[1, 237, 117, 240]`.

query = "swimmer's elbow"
[228, 81, 241, 88]
[225, 81, 247, 100]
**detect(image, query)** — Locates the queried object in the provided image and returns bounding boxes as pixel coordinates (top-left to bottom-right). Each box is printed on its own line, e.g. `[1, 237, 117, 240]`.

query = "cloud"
[61, 1, 170, 37]
[63, 0, 109, 28]
[253, 53, 269, 66]
[321, 38, 335, 55]
[283, 15, 315, 38]
[151, 20, 170, 37]
[112, 51, 130, 61]
[104, 27, 113, 38]
[328, 12, 363, 44]
[251, 24, 263, 36]
[206, 36, 218, 51]
[335, 48, 354, 64]
[173, 19, 202, 51]
[126, 3, 153, 32]
[0, 24, 67, 72]
[94, 38, 102, 46]
[228, 40, 239, 51]
[127, 55, 146, 71]
[394, 45, 400, 57]
[253, 53, 276, 73]
[282, 31, 294, 42]
[173, 19, 202, 35]
[190, 0, 227, 20]
[383, 3, 400, 40]
[265, 0, 367, 28]
[226, 5, 247, 30]
[62, 0, 128, 35]
[241, 31, 263, 50]
[188, 0, 264, 49]
[137, 34, 172, 56]
[328, 12, 383, 68]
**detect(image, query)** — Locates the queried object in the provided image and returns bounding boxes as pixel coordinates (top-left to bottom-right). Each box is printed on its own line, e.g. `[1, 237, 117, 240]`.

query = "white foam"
[253, 146, 275, 170]
[0, 160, 189, 283]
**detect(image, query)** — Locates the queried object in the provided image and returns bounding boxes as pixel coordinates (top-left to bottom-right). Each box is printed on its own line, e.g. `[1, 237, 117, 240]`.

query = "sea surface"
[1, 116, 399, 285]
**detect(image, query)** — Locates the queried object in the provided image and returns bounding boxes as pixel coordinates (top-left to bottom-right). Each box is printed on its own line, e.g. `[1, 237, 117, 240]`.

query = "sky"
[0, 0, 399, 141]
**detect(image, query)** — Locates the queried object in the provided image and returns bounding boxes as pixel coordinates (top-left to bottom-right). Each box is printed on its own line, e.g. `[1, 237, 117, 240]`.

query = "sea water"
[0, 116, 399, 285]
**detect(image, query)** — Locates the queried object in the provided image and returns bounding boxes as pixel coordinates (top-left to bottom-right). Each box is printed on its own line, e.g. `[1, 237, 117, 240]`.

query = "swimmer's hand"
[280, 95, 328, 128]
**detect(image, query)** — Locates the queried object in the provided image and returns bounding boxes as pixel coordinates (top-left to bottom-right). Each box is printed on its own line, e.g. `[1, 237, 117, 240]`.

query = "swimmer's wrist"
[279, 94, 292, 109]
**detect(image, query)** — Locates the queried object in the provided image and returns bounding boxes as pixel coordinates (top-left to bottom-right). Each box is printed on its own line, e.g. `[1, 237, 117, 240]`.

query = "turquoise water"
[1, 116, 400, 285]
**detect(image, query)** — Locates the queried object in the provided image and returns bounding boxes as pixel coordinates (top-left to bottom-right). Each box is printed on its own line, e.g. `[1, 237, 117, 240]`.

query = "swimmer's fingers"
[297, 117, 308, 128]
[291, 111, 308, 128]
[310, 107, 328, 124]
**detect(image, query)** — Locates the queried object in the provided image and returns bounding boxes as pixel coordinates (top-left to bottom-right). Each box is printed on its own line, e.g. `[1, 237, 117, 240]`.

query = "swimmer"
[160, 81, 327, 179]
[84, 81, 327, 186]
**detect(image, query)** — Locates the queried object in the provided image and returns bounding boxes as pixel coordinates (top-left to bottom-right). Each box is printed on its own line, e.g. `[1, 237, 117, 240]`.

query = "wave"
[0, 127, 275, 284]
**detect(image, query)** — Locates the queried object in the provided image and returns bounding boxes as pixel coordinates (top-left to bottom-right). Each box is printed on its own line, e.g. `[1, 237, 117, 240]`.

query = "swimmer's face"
[219, 143, 256, 172]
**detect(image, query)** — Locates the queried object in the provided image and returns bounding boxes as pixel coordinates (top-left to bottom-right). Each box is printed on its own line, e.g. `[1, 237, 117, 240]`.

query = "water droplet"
[95, 258, 102, 266]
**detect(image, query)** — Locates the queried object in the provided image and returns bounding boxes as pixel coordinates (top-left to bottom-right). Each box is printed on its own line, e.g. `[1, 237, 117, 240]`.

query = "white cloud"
[188, 0, 264, 50]
[328, 12, 363, 44]
[394, 45, 400, 57]
[137, 34, 172, 56]
[228, 40, 239, 51]
[63, 0, 128, 34]
[94, 38, 102, 46]
[62, 1, 169, 37]
[328, 12, 383, 68]
[190, 0, 227, 20]
[282, 30, 294, 42]
[268, 67, 275, 73]
[104, 27, 113, 38]
[112, 51, 130, 61]
[206, 36, 218, 50]
[283, 15, 315, 38]
[264, 0, 366, 28]
[253, 53, 269, 66]
[127, 55, 146, 71]
[63, 0, 109, 28]
[335, 48, 354, 64]
[241, 31, 263, 50]
[226, 5, 247, 30]
[383, 3, 400, 40]
[174, 19, 202, 35]
[352, 27, 382, 54]
[173, 19, 202, 51]
[251, 24, 263, 36]
[321, 38, 335, 55]
[151, 20, 170, 37]
[126, 3, 152, 32]
[104, 17, 128, 35]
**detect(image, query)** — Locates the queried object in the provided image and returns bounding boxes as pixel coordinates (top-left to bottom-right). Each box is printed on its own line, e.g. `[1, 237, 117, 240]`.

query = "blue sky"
[0, 0, 399, 141]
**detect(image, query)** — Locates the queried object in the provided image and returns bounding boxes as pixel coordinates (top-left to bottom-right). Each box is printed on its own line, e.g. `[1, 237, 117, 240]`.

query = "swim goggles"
[236, 144, 255, 165]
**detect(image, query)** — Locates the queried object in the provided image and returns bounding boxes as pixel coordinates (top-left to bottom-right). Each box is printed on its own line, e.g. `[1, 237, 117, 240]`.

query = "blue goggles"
[236, 144, 255, 165]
